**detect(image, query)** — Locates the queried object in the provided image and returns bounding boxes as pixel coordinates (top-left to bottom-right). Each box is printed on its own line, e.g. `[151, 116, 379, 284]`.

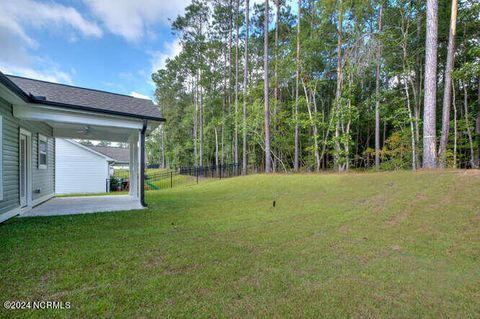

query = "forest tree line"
[147, 0, 480, 172]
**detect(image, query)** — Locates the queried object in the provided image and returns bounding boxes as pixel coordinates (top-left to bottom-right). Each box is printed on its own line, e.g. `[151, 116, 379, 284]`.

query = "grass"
[0, 170, 479, 318]
[146, 173, 196, 190]
[113, 168, 168, 178]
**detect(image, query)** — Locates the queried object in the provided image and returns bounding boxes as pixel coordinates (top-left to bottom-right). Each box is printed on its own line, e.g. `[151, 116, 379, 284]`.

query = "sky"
[0, 0, 189, 100]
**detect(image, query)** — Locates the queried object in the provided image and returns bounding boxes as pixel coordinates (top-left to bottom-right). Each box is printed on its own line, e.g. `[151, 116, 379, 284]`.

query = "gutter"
[140, 120, 147, 207]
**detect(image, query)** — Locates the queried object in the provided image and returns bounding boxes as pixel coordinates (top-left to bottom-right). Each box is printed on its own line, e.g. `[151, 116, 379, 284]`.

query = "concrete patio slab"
[22, 195, 144, 217]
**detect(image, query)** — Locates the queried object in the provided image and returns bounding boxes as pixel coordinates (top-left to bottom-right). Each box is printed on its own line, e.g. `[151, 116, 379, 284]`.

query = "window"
[38, 134, 47, 169]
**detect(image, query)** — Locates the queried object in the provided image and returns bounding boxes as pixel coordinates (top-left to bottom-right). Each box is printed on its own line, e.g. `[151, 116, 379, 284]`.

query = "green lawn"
[1, 170, 479, 318]
[146, 173, 196, 190]
[113, 168, 168, 178]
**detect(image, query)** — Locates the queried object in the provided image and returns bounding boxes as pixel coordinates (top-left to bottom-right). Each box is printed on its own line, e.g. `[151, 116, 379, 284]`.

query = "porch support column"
[140, 120, 147, 207]
[129, 132, 139, 200]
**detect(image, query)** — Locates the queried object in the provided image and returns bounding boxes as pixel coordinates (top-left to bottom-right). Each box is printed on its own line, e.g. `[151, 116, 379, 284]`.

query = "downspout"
[140, 120, 147, 207]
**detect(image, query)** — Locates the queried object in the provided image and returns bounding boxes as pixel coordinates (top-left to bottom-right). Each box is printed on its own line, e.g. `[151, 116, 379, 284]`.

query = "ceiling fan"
[76, 125, 92, 136]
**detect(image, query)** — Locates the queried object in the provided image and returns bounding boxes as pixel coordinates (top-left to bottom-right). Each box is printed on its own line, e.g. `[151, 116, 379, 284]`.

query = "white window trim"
[38, 133, 47, 170]
[0, 115, 3, 201]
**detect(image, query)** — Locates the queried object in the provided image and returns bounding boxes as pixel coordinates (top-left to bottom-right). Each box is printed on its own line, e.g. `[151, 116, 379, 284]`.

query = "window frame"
[38, 133, 48, 170]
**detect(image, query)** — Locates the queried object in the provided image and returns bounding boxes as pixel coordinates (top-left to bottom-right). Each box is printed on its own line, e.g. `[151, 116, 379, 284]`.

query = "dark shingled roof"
[4, 74, 164, 121]
[88, 145, 130, 163]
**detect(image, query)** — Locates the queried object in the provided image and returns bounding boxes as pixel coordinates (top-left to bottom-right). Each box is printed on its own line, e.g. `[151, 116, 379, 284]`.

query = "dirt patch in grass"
[143, 256, 164, 269]
[385, 194, 427, 226]
[472, 212, 480, 222]
[162, 263, 201, 276]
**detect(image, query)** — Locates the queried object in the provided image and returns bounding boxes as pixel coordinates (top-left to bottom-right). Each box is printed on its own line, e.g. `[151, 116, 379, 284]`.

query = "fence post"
[196, 167, 199, 184]
[170, 171, 173, 188]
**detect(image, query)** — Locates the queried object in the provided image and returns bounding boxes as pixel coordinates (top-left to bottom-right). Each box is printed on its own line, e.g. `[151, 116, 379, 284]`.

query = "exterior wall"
[55, 139, 109, 194]
[0, 97, 55, 219]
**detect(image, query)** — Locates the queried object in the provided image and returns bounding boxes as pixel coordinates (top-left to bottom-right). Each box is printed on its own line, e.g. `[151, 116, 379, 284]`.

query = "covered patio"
[0, 73, 164, 221]
[21, 195, 144, 217]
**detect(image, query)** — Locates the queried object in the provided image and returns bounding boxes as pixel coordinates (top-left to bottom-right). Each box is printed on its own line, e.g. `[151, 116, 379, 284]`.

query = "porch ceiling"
[49, 122, 135, 142]
[12, 103, 159, 142]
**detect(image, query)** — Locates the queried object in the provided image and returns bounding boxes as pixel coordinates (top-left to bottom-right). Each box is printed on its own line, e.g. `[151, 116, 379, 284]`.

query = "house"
[55, 139, 131, 194]
[88, 144, 130, 169]
[55, 139, 117, 195]
[0, 71, 165, 223]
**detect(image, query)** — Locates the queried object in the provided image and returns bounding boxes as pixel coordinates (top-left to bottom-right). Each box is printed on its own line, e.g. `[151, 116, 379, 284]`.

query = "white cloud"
[0, 64, 73, 84]
[1, 0, 102, 38]
[150, 39, 182, 74]
[130, 91, 151, 100]
[0, 0, 100, 84]
[83, 0, 189, 42]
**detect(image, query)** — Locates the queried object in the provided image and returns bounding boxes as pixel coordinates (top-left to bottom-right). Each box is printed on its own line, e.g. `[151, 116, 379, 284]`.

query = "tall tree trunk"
[343, 73, 353, 172]
[264, 0, 272, 173]
[312, 87, 320, 171]
[215, 126, 219, 168]
[453, 80, 458, 168]
[334, 0, 344, 172]
[199, 72, 204, 167]
[375, 4, 383, 170]
[160, 126, 165, 168]
[273, 0, 280, 172]
[404, 77, 417, 170]
[422, 0, 438, 168]
[242, 0, 249, 175]
[302, 80, 320, 171]
[294, 0, 301, 172]
[234, 0, 240, 165]
[227, 0, 233, 164]
[401, 11, 417, 170]
[475, 78, 480, 167]
[414, 4, 422, 169]
[438, 0, 458, 167]
[223, 47, 227, 166]
[462, 80, 476, 168]
[194, 74, 198, 167]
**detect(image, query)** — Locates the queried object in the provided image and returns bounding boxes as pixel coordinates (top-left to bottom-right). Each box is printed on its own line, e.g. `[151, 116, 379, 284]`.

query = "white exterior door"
[19, 132, 29, 208]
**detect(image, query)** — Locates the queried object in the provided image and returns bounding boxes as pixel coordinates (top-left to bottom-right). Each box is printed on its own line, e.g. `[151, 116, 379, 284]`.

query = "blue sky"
[0, 0, 188, 100]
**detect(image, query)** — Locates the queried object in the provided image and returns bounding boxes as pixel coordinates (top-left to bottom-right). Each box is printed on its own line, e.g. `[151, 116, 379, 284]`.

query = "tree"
[234, 0, 240, 165]
[375, 4, 383, 170]
[78, 139, 93, 146]
[438, 0, 458, 167]
[477, 79, 480, 166]
[334, 0, 344, 172]
[151, 0, 478, 172]
[422, 0, 439, 168]
[242, 0, 250, 175]
[97, 141, 111, 147]
[264, 0, 272, 173]
[293, 0, 301, 172]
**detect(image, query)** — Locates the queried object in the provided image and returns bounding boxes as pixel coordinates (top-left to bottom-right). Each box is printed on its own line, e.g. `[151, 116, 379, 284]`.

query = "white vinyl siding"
[0, 98, 55, 218]
[55, 139, 109, 194]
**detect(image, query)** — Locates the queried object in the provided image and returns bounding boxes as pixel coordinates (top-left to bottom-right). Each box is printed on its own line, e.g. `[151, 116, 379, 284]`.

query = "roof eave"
[0, 72, 166, 122]
[33, 99, 166, 122]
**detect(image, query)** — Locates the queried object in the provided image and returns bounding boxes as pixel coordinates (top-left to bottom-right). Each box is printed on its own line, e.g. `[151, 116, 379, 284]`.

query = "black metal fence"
[179, 163, 241, 179]
[106, 163, 241, 192]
